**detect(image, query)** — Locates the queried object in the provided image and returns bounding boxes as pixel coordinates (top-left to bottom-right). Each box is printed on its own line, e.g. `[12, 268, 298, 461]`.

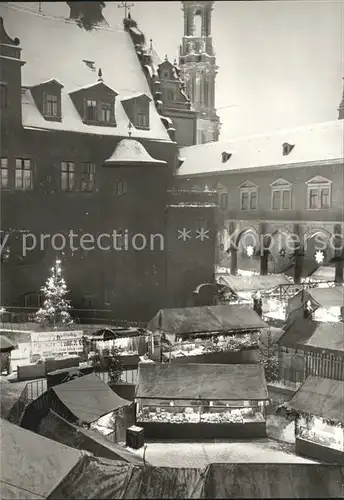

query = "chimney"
[338, 78, 344, 120]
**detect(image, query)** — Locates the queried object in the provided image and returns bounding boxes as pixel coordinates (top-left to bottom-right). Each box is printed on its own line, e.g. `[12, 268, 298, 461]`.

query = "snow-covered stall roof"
[217, 274, 291, 294]
[0, 3, 170, 141]
[278, 318, 344, 353]
[147, 304, 268, 336]
[177, 119, 344, 177]
[307, 286, 344, 309]
[136, 363, 269, 401]
[0, 417, 82, 499]
[283, 376, 344, 424]
[52, 373, 131, 424]
[308, 265, 336, 282]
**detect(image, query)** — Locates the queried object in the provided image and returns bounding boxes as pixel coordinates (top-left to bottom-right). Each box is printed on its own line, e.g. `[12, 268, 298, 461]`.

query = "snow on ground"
[128, 439, 317, 467]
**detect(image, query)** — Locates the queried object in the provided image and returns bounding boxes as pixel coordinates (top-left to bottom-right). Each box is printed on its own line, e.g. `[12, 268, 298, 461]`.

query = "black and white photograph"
[0, 0, 343, 498]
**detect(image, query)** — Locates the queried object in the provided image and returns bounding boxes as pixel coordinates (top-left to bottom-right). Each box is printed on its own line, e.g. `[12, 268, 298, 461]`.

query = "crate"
[126, 425, 144, 449]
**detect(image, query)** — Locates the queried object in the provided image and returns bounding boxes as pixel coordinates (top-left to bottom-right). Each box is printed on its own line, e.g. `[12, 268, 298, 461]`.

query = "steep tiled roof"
[0, 3, 170, 141]
[178, 119, 344, 177]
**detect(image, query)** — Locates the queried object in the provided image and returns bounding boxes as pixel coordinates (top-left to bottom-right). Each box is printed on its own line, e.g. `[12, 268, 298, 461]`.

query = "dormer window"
[282, 142, 295, 156]
[121, 93, 151, 131]
[69, 81, 118, 127]
[86, 99, 97, 121]
[222, 152, 232, 163]
[30, 79, 64, 122]
[43, 93, 59, 117]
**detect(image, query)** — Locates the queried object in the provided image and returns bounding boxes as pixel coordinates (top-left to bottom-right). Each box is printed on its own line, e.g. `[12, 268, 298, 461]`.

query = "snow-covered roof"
[104, 139, 167, 165]
[178, 120, 344, 177]
[0, 4, 170, 141]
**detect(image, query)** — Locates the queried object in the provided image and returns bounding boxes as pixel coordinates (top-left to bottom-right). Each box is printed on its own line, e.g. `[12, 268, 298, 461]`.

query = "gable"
[30, 79, 64, 90]
[239, 181, 257, 189]
[306, 175, 332, 185]
[69, 81, 118, 97]
[270, 178, 292, 188]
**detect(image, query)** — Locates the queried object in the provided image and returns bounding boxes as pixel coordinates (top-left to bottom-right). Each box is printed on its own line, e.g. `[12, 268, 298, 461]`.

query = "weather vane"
[118, 2, 135, 19]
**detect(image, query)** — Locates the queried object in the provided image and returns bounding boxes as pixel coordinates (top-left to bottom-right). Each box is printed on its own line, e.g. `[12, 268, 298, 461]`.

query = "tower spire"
[178, 1, 220, 144]
[338, 78, 344, 120]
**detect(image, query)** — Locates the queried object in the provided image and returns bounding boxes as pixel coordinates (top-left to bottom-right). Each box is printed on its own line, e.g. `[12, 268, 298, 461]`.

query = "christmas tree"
[35, 259, 73, 326]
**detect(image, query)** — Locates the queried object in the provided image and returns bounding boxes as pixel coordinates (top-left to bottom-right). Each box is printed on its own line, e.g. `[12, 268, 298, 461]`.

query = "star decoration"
[279, 248, 287, 258]
[246, 245, 254, 257]
[315, 250, 324, 264]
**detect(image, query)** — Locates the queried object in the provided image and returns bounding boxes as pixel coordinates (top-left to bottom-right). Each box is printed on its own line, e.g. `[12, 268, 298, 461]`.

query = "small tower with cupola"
[179, 0, 221, 144]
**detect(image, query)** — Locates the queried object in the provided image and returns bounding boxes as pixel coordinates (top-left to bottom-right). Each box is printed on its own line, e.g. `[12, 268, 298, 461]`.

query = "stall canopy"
[136, 363, 269, 401]
[306, 287, 344, 309]
[147, 305, 268, 338]
[308, 265, 336, 282]
[89, 327, 147, 340]
[51, 373, 131, 424]
[283, 376, 344, 424]
[0, 417, 82, 499]
[0, 335, 18, 352]
[217, 274, 291, 295]
[38, 409, 145, 465]
[278, 319, 344, 353]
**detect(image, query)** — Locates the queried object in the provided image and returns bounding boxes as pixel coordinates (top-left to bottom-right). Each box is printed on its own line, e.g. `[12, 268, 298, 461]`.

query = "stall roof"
[218, 274, 291, 294]
[0, 417, 82, 499]
[0, 335, 18, 352]
[202, 463, 344, 499]
[147, 305, 268, 336]
[308, 265, 336, 282]
[285, 376, 344, 423]
[307, 286, 344, 309]
[136, 363, 269, 401]
[278, 319, 344, 352]
[90, 327, 147, 339]
[38, 410, 145, 465]
[52, 373, 131, 424]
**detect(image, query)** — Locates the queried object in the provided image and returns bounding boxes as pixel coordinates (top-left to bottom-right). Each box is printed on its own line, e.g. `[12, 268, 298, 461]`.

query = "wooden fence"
[305, 351, 344, 381]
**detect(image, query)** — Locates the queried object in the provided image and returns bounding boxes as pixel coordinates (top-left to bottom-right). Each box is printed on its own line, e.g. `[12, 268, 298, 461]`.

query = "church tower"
[179, 1, 221, 144]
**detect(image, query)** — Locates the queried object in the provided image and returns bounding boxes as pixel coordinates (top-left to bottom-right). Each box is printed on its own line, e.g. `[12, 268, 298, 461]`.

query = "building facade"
[176, 118, 344, 281]
[0, 3, 216, 321]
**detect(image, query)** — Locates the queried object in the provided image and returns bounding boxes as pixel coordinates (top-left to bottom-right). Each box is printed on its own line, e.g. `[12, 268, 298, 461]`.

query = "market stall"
[278, 376, 344, 464]
[286, 286, 344, 324]
[148, 304, 267, 364]
[135, 363, 270, 439]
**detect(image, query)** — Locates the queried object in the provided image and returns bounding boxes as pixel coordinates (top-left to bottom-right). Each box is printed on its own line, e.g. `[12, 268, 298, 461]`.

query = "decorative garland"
[279, 405, 344, 428]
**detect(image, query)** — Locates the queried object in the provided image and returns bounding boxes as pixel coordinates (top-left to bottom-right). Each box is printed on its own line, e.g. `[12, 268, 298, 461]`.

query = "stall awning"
[136, 363, 269, 401]
[308, 265, 336, 282]
[0, 335, 18, 353]
[277, 318, 344, 352]
[218, 274, 291, 294]
[52, 373, 131, 424]
[306, 286, 344, 309]
[284, 376, 344, 423]
[147, 304, 268, 337]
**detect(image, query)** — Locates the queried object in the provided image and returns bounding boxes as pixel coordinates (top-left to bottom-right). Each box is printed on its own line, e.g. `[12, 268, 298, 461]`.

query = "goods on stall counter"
[136, 409, 264, 424]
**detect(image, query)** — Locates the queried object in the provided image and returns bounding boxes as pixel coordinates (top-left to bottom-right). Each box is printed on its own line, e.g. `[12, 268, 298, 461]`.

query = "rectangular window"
[86, 99, 97, 121]
[220, 192, 227, 210]
[0, 158, 8, 189]
[282, 190, 291, 210]
[167, 89, 175, 101]
[15, 159, 33, 190]
[320, 187, 330, 208]
[309, 188, 319, 209]
[81, 162, 95, 192]
[61, 161, 75, 191]
[241, 192, 249, 210]
[137, 108, 148, 128]
[272, 190, 281, 210]
[100, 102, 111, 122]
[44, 94, 59, 117]
[240, 188, 257, 210]
[116, 179, 127, 197]
[0, 84, 8, 107]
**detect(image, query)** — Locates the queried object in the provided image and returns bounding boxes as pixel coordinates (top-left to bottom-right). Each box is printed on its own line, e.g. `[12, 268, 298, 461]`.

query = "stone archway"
[267, 229, 295, 274]
[304, 230, 334, 272]
[235, 228, 261, 275]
